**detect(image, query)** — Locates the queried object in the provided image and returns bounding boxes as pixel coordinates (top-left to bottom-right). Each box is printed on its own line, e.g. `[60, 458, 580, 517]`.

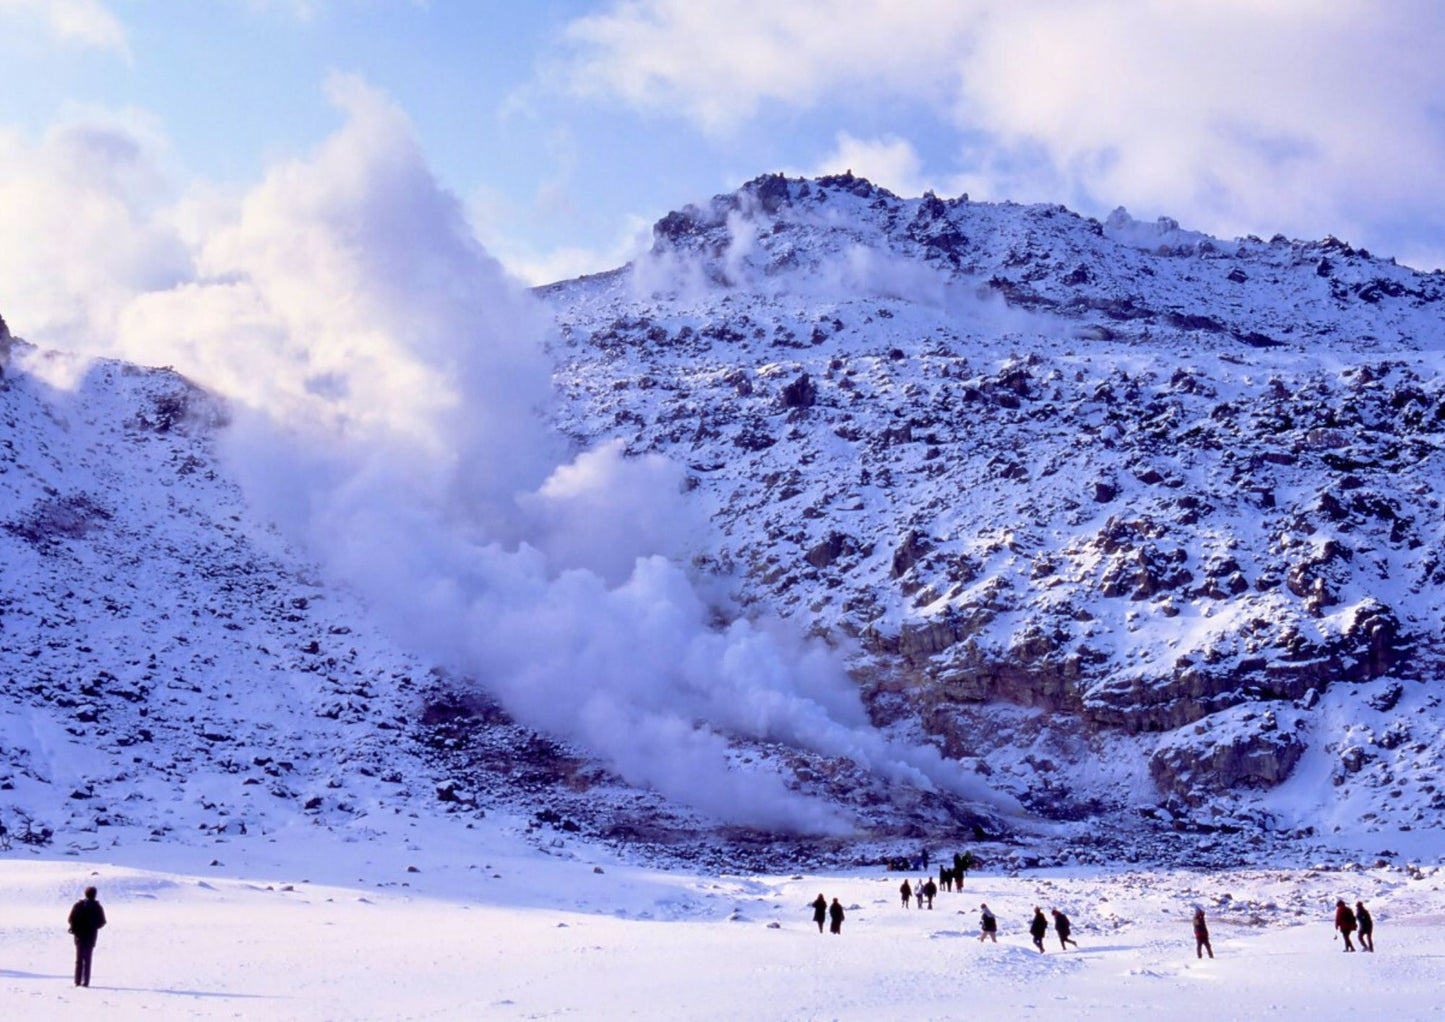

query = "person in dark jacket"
[67, 886, 107, 987]
[922, 877, 938, 910]
[1051, 908, 1078, 949]
[1193, 907, 1213, 959]
[1334, 899, 1357, 951]
[828, 898, 845, 934]
[899, 878, 912, 908]
[810, 893, 828, 933]
[1029, 906, 1048, 953]
[1355, 901, 1374, 952]
[978, 903, 998, 942]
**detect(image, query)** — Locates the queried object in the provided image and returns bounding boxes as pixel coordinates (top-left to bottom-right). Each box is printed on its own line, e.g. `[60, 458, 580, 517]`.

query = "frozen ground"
[2, 816, 1441, 1021]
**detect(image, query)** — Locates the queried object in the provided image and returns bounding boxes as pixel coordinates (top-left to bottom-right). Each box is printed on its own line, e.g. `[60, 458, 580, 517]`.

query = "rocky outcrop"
[1149, 707, 1306, 804]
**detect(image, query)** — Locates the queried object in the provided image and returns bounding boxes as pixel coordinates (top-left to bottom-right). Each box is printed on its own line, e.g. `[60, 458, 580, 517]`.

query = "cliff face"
[543, 173, 1445, 825]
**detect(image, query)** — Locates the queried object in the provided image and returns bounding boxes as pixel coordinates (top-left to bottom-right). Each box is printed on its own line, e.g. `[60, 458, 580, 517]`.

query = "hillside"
[541, 173, 1445, 848]
[4, 174, 1445, 868]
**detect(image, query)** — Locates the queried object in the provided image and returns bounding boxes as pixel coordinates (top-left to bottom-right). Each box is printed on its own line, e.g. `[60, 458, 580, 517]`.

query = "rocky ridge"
[542, 173, 1445, 834]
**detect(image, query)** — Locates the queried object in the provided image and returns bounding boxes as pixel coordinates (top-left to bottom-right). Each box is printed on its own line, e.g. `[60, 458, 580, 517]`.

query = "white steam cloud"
[83, 75, 1005, 832]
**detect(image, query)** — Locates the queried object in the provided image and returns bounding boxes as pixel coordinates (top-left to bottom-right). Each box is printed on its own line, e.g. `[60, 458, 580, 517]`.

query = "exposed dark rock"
[779, 373, 817, 409]
[1149, 709, 1305, 803]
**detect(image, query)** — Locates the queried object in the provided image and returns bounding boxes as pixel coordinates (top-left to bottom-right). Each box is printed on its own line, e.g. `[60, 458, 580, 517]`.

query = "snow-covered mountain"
[541, 173, 1445, 847]
[5, 174, 1444, 869]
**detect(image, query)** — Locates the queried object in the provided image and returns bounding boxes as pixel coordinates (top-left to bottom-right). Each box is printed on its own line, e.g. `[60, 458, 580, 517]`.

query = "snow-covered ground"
[3, 820, 1441, 1021]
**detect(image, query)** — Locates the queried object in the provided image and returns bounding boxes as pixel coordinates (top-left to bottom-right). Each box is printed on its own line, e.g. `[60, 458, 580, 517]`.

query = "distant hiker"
[0, 815, 10, 850]
[1355, 901, 1374, 952]
[1052, 909, 1078, 949]
[922, 878, 938, 910]
[1029, 907, 1048, 953]
[1334, 899, 1357, 951]
[979, 903, 998, 942]
[1193, 907, 1213, 959]
[900, 878, 913, 908]
[829, 898, 845, 935]
[921, 848, 930, 870]
[811, 893, 828, 933]
[915, 880, 925, 909]
[955, 850, 976, 889]
[67, 885, 107, 987]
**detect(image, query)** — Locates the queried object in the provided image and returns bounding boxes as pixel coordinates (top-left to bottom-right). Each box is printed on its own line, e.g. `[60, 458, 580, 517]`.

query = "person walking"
[978, 903, 998, 942]
[810, 893, 828, 933]
[1355, 901, 1374, 952]
[914, 880, 924, 909]
[899, 878, 912, 909]
[1029, 906, 1048, 953]
[67, 885, 107, 987]
[1193, 907, 1213, 959]
[922, 877, 938, 910]
[1051, 908, 1078, 949]
[1334, 898, 1357, 951]
[828, 898, 845, 935]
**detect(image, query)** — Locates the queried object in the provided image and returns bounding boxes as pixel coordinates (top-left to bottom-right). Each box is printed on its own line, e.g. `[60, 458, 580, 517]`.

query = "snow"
[2, 824, 1442, 1020]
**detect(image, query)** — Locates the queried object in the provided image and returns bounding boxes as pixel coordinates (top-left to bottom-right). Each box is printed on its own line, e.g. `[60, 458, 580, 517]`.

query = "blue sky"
[2, 0, 1444, 342]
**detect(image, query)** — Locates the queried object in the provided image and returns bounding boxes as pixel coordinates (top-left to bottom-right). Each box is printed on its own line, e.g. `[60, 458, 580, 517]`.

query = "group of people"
[825, 874, 1381, 962]
[1014, 905, 1077, 952]
[1334, 899, 1375, 951]
[809, 893, 847, 934]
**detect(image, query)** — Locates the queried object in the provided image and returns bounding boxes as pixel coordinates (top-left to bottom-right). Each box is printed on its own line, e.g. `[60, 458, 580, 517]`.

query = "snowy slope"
[5, 173, 1445, 872]
[0, 336, 997, 867]
[541, 173, 1445, 847]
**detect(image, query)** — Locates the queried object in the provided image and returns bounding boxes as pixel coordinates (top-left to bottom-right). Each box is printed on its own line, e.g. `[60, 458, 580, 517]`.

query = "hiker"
[940, 866, 951, 893]
[1052, 908, 1078, 949]
[1193, 907, 1213, 959]
[828, 898, 845, 935]
[1029, 907, 1048, 953]
[0, 815, 10, 850]
[922, 877, 938, 910]
[900, 878, 913, 908]
[915, 880, 924, 909]
[1355, 901, 1374, 952]
[67, 885, 107, 987]
[978, 903, 998, 942]
[921, 848, 930, 870]
[1334, 899, 1357, 951]
[810, 893, 828, 933]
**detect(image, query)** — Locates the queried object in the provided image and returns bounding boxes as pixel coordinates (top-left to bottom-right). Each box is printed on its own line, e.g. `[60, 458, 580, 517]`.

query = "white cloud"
[558, 0, 973, 135]
[797, 131, 933, 199]
[469, 186, 652, 285]
[0, 0, 130, 57]
[0, 112, 190, 352]
[556, 0, 1445, 264]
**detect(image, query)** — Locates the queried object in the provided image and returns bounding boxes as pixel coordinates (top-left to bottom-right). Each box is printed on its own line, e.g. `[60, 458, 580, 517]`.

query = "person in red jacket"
[1334, 898, 1357, 951]
[1193, 907, 1213, 959]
